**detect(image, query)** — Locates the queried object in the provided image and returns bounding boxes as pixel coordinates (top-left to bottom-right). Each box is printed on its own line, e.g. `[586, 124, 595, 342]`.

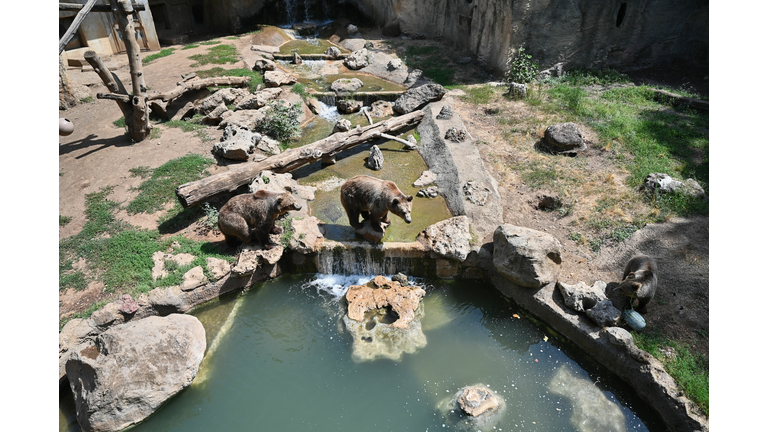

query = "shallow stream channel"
[60, 274, 662, 431]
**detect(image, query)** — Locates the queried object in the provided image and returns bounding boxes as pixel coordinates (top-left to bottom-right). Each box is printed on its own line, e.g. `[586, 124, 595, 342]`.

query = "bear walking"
[217, 190, 302, 249]
[340, 175, 413, 233]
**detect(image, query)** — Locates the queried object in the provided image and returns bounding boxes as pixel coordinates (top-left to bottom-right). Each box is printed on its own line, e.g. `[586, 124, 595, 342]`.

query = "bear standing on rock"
[218, 190, 302, 249]
[340, 175, 413, 233]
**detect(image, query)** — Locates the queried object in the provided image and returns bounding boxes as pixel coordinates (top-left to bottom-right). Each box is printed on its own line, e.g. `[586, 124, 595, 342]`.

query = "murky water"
[60, 275, 662, 431]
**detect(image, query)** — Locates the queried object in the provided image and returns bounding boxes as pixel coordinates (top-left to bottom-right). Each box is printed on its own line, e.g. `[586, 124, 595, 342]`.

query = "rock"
[213, 126, 261, 161]
[346, 276, 426, 329]
[292, 52, 302, 65]
[364, 41, 375, 50]
[369, 100, 393, 118]
[393, 83, 447, 114]
[444, 126, 468, 142]
[463, 180, 491, 205]
[493, 224, 563, 288]
[456, 56, 473, 64]
[417, 186, 439, 198]
[366, 145, 384, 170]
[252, 58, 276, 71]
[543, 122, 586, 155]
[197, 87, 249, 115]
[234, 87, 281, 111]
[456, 386, 502, 417]
[219, 109, 266, 131]
[548, 366, 627, 432]
[640, 173, 707, 199]
[413, 170, 437, 187]
[264, 70, 297, 87]
[506, 82, 527, 99]
[255, 135, 281, 155]
[391, 273, 409, 285]
[382, 19, 401, 37]
[346, 24, 359, 34]
[330, 77, 364, 93]
[324, 46, 342, 59]
[343, 48, 369, 70]
[66, 315, 206, 432]
[435, 104, 454, 120]
[337, 98, 363, 114]
[333, 118, 352, 133]
[202, 102, 230, 124]
[537, 62, 564, 80]
[232, 244, 284, 276]
[403, 69, 423, 87]
[292, 22, 316, 36]
[602, 326, 652, 363]
[116, 294, 138, 315]
[206, 257, 231, 280]
[288, 216, 325, 254]
[418, 216, 472, 262]
[387, 58, 403, 70]
[180, 266, 206, 291]
[556, 280, 608, 313]
[585, 299, 622, 327]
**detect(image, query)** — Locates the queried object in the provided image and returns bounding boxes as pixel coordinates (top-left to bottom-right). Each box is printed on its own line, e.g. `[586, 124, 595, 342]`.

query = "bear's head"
[275, 192, 302, 216]
[613, 269, 651, 298]
[390, 194, 414, 224]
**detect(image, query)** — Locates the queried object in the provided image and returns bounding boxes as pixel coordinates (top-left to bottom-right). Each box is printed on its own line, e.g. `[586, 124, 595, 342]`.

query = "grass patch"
[162, 114, 213, 142]
[60, 300, 109, 331]
[200, 40, 221, 45]
[80, 96, 94, 103]
[60, 215, 72, 226]
[113, 117, 126, 128]
[125, 153, 215, 214]
[458, 85, 497, 105]
[182, 44, 200, 50]
[195, 67, 263, 92]
[401, 45, 455, 86]
[142, 48, 175, 65]
[633, 330, 709, 415]
[188, 44, 239, 67]
[291, 83, 309, 101]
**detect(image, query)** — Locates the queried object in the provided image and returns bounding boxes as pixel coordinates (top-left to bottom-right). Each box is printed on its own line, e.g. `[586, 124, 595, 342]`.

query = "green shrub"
[256, 101, 302, 143]
[504, 46, 539, 84]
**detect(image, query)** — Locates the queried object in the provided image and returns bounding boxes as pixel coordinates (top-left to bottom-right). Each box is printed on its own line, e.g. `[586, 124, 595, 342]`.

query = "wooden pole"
[58, 0, 98, 54]
[84, 50, 134, 122]
[60, 3, 146, 12]
[176, 110, 426, 207]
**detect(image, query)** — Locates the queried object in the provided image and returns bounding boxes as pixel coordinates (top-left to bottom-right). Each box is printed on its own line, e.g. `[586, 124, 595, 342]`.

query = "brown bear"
[612, 254, 658, 314]
[340, 175, 413, 233]
[217, 190, 302, 249]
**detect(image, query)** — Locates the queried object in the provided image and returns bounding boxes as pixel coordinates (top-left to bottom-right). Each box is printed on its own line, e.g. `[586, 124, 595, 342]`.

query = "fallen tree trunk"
[147, 76, 251, 102]
[176, 110, 425, 207]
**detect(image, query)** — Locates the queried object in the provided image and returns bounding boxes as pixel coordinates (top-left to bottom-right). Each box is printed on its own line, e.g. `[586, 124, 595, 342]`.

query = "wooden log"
[378, 132, 418, 149]
[84, 50, 133, 121]
[362, 106, 373, 125]
[59, 0, 98, 54]
[647, 88, 709, 111]
[148, 76, 251, 102]
[60, 3, 145, 12]
[176, 110, 425, 207]
[96, 92, 131, 103]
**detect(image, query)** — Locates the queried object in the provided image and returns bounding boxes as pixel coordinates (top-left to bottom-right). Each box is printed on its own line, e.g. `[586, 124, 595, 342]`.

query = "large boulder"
[369, 100, 394, 118]
[234, 87, 282, 111]
[556, 280, 608, 313]
[219, 109, 266, 131]
[337, 98, 363, 114]
[366, 144, 384, 170]
[393, 83, 446, 114]
[197, 87, 249, 115]
[493, 224, 562, 288]
[264, 70, 297, 87]
[543, 122, 586, 155]
[343, 48, 370, 70]
[252, 58, 276, 71]
[213, 125, 262, 161]
[418, 216, 472, 262]
[330, 77, 364, 93]
[65, 314, 206, 432]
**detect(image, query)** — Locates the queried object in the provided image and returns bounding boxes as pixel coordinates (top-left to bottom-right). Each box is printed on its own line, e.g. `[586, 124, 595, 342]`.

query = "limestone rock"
[393, 83, 446, 114]
[640, 173, 707, 199]
[369, 100, 394, 118]
[264, 70, 297, 87]
[288, 216, 325, 254]
[543, 122, 586, 155]
[413, 170, 437, 187]
[387, 58, 404, 70]
[206, 257, 231, 280]
[346, 276, 426, 329]
[585, 299, 622, 327]
[603, 327, 653, 364]
[324, 46, 342, 59]
[463, 180, 491, 206]
[213, 126, 261, 161]
[403, 69, 424, 87]
[556, 280, 608, 313]
[436, 104, 454, 120]
[366, 145, 384, 170]
[346, 24, 359, 34]
[493, 224, 563, 288]
[255, 135, 281, 156]
[219, 109, 266, 131]
[333, 118, 352, 133]
[418, 216, 472, 262]
[203, 102, 230, 124]
[457, 386, 502, 417]
[331, 77, 364, 93]
[337, 98, 363, 114]
[506, 82, 527, 100]
[232, 244, 284, 276]
[444, 126, 468, 142]
[343, 48, 369, 70]
[197, 88, 249, 115]
[252, 58, 276, 71]
[66, 315, 206, 432]
[234, 87, 281, 111]
[417, 185, 439, 198]
[180, 266, 206, 291]
[292, 52, 302, 65]
[438, 384, 505, 430]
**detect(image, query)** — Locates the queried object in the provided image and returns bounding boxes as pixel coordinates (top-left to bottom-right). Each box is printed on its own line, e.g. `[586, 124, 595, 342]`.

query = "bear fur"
[340, 175, 413, 233]
[218, 190, 302, 249]
[612, 255, 658, 314]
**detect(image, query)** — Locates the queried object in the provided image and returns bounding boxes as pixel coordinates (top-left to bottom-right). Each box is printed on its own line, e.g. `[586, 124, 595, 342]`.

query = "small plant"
[59, 215, 72, 226]
[113, 116, 126, 128]
[278, 217, 295, 248]
[142, 48, 175, 65]
[291, 83, 309, 101]
[504, 46, 539, 84]
[201, 203, 219, 229]
[79, 96, 94, 103]
[256, 101, 302, 143]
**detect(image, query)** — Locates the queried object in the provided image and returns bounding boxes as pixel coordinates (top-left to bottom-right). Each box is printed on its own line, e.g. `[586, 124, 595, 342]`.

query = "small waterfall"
[315, 99, 340, 121]
[316, 243, 429, 276]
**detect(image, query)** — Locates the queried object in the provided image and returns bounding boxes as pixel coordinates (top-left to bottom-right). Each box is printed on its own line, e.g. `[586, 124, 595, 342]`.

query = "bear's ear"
[406, 195, 413, 202]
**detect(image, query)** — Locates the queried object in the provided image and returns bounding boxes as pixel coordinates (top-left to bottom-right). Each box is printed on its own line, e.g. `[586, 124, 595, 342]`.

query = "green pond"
[59, 275, 662, 431]
[279, 39, 346, 55]
[288, 109, 450, 243]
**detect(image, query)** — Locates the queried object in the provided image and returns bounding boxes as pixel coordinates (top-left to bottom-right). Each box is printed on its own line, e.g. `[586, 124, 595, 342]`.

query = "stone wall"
[349, 0, 708, 73]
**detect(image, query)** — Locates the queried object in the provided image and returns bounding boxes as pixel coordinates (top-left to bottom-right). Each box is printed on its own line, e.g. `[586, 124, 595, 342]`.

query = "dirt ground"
[58, 28, 708, 365]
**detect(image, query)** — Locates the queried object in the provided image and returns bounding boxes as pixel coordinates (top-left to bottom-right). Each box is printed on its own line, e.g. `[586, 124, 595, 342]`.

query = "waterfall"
[284, 0, 297, 24]
[304, 0, 312, 22]
[315, 242, 430, 276]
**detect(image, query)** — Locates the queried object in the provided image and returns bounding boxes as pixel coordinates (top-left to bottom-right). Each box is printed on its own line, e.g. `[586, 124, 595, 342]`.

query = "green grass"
[200, 40, 221, 45]
[79, 96, 94, 103]
[113, 116, 126, 128]
[291, 83, 309, 101]
[60, 300, 109, 331]
[188, 44, 239, 67]
[142, 48, 175, 65]
[182, 44, 200, 50]
[59, 215, 72, 226]
[162, 114, 213, 142]
[633, 330, 709, 415]
[195, 67, 263, 92]
[545, 70, 708, 216]
[125, 153, 215, 214]
[458, 85, 497, 105]
[401, 45, 455, 86]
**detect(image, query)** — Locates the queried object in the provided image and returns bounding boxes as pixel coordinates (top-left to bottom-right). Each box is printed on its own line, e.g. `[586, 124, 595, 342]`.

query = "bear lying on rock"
[340, 175, 413, 234]
[218, 191, 302, 249]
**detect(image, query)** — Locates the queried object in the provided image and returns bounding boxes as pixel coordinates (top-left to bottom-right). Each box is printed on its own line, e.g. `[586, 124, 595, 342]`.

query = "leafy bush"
[256, 101, 302, 142]
[504, 46, 539, 84]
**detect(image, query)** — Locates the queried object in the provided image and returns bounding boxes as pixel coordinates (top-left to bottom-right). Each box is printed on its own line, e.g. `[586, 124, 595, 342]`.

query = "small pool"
[61, 275, 663, 431]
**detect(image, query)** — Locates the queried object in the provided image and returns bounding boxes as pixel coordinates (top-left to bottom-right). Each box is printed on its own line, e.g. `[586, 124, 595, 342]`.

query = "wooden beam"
[96, 92, 131, 102]
[175, 110, 426, 208]
[59, 3, 146, 12]
[59, 0, 98, 55]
